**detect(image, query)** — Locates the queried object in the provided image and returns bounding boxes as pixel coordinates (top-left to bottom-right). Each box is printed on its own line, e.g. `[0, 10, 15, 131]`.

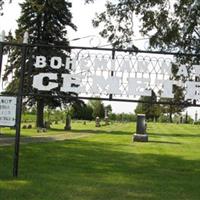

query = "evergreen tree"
[70, 102, 93, 120]
[4, 0, 76, 128]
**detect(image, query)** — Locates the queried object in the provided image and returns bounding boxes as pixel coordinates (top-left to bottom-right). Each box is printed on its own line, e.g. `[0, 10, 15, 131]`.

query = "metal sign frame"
[0, 41, 200, 177]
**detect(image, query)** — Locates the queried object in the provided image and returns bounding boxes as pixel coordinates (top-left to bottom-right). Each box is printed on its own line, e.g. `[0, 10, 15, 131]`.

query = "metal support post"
[13, 44, 27, 177]
[0, 43, 4, 81]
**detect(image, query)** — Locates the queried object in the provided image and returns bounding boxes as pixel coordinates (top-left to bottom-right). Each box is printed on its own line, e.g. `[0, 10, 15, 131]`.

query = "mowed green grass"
[1, 122, 200, 200]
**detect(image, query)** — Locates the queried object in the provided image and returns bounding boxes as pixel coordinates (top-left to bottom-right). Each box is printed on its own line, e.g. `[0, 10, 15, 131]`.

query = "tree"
[69, 101, 93, 120]
[159, 85, 185, 123]
[92, 0, 200, 52]
[104, 104, 112, 116]
[4, 0, 76, 128]
[89, 99, 105, 119]
[84, 104, 93, 120]
[135, 91, 161, 121]
[72, 103, 93, 120]
[0, 0, 12, 16]
[92, 0, 200, 115]
[0, 0, 3, 15]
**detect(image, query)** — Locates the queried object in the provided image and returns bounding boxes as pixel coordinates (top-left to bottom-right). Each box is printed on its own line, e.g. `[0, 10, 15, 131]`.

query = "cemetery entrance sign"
[0, 41, 200, 178]
[31, 54, 200, 102]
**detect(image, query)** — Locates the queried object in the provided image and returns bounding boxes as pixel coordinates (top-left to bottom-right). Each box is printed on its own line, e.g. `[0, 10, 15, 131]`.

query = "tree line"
[23, 98, 193, 124]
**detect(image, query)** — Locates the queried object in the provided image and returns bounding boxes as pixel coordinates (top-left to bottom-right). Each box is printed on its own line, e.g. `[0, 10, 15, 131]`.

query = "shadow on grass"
[0, 139, 200, 200]
[149, 140, 181, 145]
[0, 134, 59, 145]
[0, 128, 131, 146]
[50, 128, 132, 136]
[1, 128, 189, 147]
[149, 132, 200, 138]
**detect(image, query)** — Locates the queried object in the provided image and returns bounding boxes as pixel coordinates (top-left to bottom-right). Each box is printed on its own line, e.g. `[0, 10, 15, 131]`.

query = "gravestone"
[104, 116, 109, 125]
[95, 116, 100, 127]
[195, 111, 198, 123]
[180, 116, 183, 124]
[64, 115, 71, 130]
[133, 114, 148, 142]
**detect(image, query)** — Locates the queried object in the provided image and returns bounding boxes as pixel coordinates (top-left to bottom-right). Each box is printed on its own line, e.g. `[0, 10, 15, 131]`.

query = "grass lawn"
[0, 122, 200, 200]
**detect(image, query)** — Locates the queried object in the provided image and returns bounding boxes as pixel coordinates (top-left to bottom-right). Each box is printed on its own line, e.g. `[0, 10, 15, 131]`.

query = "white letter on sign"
[89, 75, 121, 95]
[50, 57, 62, 69]
[161, 80, 174, 98]
[65, 58, 76, 71]
[34, 56, 47, 68]
[94, 58, 108, 70]
[177, 65, 188, 77]
[128, 78, 151, 96]
[185, 81, 200, 100]
[193, 65, 200, 76]
[61, 74, 85, 93]
[160, 61, 172, 75]
[32, 73, 58, 91]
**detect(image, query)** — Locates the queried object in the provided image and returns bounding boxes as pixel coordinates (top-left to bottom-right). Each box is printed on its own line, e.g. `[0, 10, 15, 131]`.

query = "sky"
[0, 0, 199, 118]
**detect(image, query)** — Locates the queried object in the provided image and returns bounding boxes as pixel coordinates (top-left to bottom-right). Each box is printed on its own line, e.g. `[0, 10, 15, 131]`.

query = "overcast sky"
[0, 0, 199, 117]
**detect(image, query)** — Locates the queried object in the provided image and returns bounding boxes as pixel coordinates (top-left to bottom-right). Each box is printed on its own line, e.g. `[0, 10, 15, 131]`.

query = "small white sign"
[0, 96, 17, 127]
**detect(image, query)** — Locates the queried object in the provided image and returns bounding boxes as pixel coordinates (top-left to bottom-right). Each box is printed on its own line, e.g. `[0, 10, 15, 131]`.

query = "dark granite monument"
[133, 114, 148, 142]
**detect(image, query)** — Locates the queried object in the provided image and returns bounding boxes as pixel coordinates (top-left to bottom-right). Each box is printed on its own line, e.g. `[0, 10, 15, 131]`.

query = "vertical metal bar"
[13, 44, 27, 177]
[109, 49, 115, 100]
[0, 43, 4, 139]
[0, 43, 4, 86]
